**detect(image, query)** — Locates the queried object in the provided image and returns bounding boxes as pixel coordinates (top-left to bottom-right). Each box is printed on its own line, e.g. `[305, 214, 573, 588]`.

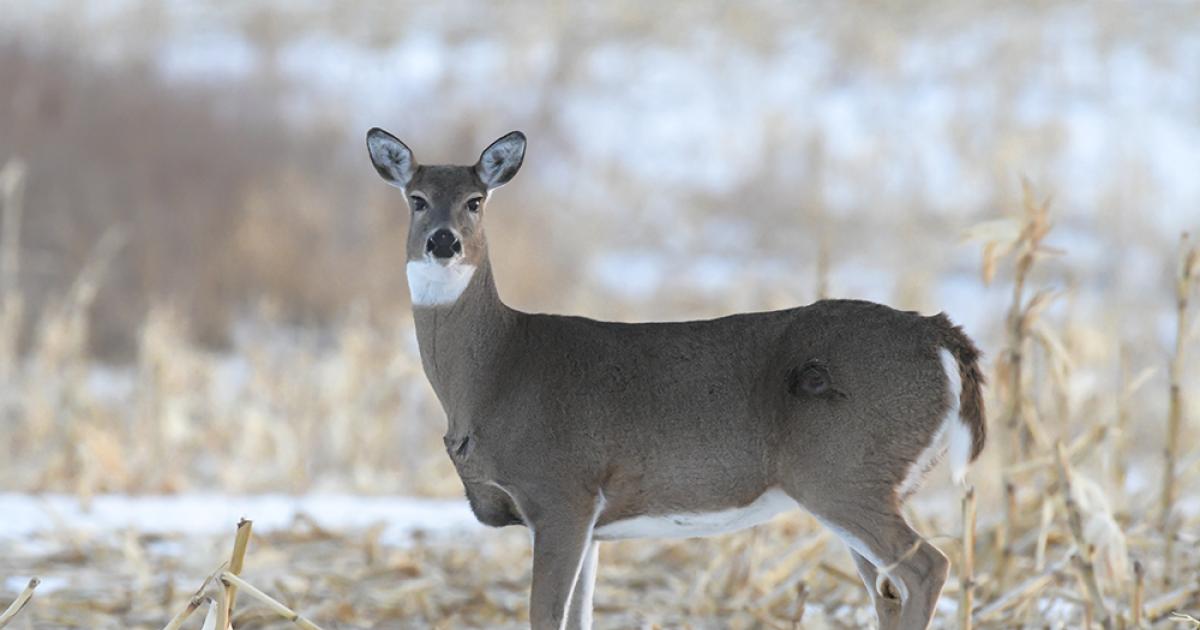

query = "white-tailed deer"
[366, 128, 986, 630]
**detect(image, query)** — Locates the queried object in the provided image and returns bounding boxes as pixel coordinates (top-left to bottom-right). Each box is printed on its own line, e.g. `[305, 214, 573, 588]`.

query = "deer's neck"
[410, 256, 519, 420]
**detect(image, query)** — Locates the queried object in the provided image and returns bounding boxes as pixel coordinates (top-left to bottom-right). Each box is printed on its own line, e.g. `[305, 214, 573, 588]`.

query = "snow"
[0, 493, 481, 545]
[3, 3, 1195, 232]
[4, 575, 67, 595]
[159, 30, 260, 82]
[590, 250, 669, 301]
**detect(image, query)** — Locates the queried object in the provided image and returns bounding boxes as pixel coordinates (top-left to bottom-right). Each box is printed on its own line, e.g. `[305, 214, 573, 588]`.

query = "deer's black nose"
[426, 229, 462, 259]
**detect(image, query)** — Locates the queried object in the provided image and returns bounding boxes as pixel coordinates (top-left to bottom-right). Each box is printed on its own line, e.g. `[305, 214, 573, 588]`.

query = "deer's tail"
[933, 314, 986, 485]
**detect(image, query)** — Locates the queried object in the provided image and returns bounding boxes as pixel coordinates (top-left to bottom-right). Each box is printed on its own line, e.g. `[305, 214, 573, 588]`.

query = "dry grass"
[2, 472, 1195, 629]
[1, 167, 1197, 627]
[0, 578, 39, 628]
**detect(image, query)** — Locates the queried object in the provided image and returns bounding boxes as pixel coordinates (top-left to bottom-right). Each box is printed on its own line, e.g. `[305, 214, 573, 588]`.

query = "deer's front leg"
[527, 496, 602, 630]
[565, 541, 599, 630]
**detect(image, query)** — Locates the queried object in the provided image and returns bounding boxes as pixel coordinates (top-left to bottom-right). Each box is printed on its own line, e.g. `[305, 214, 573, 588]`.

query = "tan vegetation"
[2, 162, 1197, 627]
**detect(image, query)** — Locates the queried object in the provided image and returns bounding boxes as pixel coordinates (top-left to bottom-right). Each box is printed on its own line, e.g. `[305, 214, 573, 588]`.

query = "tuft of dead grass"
[0, 578, 39, 628]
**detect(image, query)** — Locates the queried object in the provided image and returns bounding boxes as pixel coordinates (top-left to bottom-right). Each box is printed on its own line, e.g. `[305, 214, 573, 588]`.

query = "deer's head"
[366, 128, 525, 266]
[366, 129, 525, 306]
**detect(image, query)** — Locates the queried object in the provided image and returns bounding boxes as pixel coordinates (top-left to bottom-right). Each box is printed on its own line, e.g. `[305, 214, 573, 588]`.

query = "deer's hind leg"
[790, 488, 949, 630]
[849, 549, 901, 630]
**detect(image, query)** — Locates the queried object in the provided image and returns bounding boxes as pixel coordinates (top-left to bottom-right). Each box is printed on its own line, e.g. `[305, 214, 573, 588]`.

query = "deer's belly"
[593, 488, 795, 541]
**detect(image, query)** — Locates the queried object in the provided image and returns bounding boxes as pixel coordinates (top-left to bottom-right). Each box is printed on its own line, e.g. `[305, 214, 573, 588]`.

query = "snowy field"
[0, 494, 480, 545]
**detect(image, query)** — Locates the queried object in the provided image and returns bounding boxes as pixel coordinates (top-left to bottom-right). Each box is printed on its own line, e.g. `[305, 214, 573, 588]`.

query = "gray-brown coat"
[366, 128, 986, 630]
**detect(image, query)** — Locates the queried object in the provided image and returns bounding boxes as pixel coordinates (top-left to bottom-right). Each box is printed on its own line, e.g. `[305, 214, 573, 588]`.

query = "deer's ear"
[475, 131, 526, 190]
[366, 128, 416, 189]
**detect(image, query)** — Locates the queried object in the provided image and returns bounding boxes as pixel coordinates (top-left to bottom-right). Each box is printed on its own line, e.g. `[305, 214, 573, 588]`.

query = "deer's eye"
[409, 196, 428, 211]
[466, 198, 482, 213]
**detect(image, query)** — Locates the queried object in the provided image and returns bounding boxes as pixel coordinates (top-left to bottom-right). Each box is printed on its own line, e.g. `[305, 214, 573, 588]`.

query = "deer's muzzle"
[426, 229, 463, 259]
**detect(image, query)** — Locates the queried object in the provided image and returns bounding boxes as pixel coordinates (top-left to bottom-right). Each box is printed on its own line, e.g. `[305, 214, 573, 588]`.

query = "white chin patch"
[406, 260, 476, 307]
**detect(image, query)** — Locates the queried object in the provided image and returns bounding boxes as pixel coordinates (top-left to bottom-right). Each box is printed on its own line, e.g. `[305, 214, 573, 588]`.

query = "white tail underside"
[898, 348, 972, 497]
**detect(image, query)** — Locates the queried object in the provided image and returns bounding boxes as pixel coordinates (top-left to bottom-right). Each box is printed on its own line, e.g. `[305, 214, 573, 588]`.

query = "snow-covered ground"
[0, 493, 480, 545]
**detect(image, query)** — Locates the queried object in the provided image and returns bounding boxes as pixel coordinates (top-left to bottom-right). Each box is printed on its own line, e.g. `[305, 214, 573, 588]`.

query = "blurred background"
[1, 2, 1199, 627]
[3, 0, 1197, 493]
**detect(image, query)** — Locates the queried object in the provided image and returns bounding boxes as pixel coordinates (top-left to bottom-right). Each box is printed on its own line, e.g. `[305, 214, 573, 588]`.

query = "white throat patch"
[406, 260, 476, 307]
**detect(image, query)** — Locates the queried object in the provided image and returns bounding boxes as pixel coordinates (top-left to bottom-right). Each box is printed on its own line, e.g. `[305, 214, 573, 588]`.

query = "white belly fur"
[593, 488, 796, 541]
